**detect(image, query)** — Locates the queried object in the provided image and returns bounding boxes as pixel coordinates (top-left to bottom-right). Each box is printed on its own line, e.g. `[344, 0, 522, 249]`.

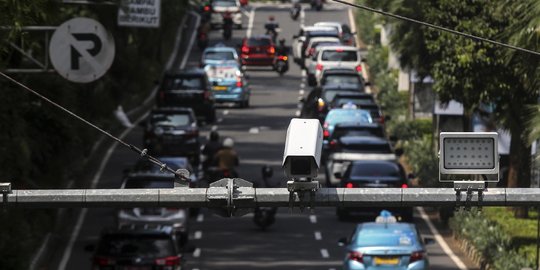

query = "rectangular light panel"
[439, 132, 499, 177]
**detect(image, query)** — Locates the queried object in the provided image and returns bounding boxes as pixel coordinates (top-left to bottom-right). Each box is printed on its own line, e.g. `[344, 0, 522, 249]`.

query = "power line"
[332, 0, 540, 57]
[0, 71, 190, 182]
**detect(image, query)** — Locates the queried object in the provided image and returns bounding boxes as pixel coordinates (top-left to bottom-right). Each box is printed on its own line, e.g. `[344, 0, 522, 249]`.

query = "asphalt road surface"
[58, 2, 479, 270]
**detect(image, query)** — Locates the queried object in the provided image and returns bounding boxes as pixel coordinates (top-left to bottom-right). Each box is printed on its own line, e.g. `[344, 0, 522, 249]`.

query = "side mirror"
[364, 81, 371, 86]
[84, 244, 96, 252]
[423, 237, 435, 245]
[395, 148, 404, 157]
[338, 237, 348, 246]
[360, 58, 367, 63]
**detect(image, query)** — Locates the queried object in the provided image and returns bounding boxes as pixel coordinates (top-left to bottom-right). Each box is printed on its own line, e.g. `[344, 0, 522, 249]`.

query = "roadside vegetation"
[0, 1, 187, 268]
[354, 0, 540, 268]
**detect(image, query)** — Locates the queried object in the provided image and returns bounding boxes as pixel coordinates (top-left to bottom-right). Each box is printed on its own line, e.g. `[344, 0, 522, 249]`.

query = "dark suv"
[142, 107, 200, 164]
[90, 226, 183, 270]
[156, 69, 216, 123]
[240, 35, 275, 67]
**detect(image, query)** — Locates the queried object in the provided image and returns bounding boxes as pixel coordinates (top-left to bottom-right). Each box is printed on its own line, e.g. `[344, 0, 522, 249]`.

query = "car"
[201, 45, 240, 67]
[339, 212, 432, 270]
[240, 35, 275, 67]
[142, 107, 200, 164]
[204, 63, 250, 107]
[314, 21, 356, 45]
[328, 122, 386, 142]
[323, 108, 373, 141]
[292, 26, 339, 65]
[129, 156, 200, 188]
[336, 160, 413, 221]
[118, 172, 190, 247]
[210, 0, 242, 29]
[329, 93, 384, 124]
[156, 69, 216, 123]
[304, 38, 342, 81]
[319, 68, 366, 89]
[314, 45, 362, 85]
[314, 86, 371, 121]
[90, 225, 183, 270]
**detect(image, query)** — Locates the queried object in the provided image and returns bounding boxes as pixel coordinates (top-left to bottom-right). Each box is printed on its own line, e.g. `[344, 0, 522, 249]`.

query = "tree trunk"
[507, 121, 531, 218]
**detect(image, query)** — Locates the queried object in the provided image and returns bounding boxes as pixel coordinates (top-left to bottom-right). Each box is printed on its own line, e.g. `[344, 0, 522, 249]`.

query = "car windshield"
[340, 141, 392, 153]
[247, 38, 271, 46]
[164, 76, 203, 90]
[353, 227, 418, 247]
[151, 113, 191, 126]
[307, 31, 338, 38]
[349, 162, 401, 178]
[214, 0, 237, 7]
[333, 97, 374, 106]
[333, 128, 384, 138]
[325, 109, 372, 124]
[124, 177, 175, 188]
[321, 50, 358, 61]
[324, 75, 361, 85]
[205, 51, 235, 61]
[323, 91, 359, 102]
[97, 234, 175, 258]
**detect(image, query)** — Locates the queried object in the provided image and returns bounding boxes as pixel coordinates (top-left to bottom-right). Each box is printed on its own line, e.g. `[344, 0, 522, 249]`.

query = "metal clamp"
[287, 180, 319, 211]
[208, 178, 254, 217]
[454, 181, 485, 211]
[0, 183, 12, 205]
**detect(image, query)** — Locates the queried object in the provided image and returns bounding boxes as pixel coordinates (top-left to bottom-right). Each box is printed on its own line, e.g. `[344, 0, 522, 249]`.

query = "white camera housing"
[282, 118, 323, 180]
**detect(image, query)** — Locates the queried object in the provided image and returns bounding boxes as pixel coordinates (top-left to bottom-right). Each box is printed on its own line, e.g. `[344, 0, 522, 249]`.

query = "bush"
[402, 135, 438, 187]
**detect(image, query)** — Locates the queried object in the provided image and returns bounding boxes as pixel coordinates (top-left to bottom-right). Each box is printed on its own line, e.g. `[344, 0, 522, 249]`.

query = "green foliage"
[402, 135, 438, 187]
[450, 210, 534, 269]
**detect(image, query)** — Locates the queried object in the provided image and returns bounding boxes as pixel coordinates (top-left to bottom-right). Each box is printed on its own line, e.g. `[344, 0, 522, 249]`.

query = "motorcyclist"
[222, 11, 234, 29]
[265, 16, 279, 42]
[275, 38, 289, 56]
[213, 137, 239, 176]
[201, 131, 222, 170]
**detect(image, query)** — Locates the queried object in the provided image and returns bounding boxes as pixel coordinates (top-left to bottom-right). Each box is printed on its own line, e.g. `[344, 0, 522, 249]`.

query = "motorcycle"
[197, 32, 208, 50]
[311, 0, 323, 11]
[222, 17, 233, 40]
[274, 55, 289, 75]
[290, 3, 301, 20]
[253, 165, 278, 230]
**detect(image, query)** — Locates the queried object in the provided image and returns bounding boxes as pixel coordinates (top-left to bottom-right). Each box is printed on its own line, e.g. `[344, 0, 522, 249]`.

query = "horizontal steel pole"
[3, 188, 540, 208]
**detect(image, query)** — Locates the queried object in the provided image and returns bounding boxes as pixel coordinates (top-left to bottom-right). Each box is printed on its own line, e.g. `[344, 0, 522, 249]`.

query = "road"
[59, 2, 479, 270]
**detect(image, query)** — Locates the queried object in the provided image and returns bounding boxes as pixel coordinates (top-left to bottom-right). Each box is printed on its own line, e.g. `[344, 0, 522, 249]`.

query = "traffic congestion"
[57, 1, 475, 269]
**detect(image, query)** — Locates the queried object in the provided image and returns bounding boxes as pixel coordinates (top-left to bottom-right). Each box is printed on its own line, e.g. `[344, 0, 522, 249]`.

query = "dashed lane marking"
[193, 248, 201, 258]
[295, 110, 301, 117]
[320, 249, 330, 258]
[302, 70, 306, 77]
[194, 231, 202, 240]
[196, 213, 204, 223]
[246, 7, 257, 38]
[299, 89, 304, 95]
[217, 118, 223, 123]
[309, 215, 317, 224]
[249, 127, 260, 134]
[300, 83, 305, 88]
[314, 231, 322, 240]
[223, 110, 229, 115]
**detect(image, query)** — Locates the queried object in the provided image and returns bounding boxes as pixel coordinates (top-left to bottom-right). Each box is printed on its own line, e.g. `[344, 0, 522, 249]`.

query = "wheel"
[307, 74, 317, 86]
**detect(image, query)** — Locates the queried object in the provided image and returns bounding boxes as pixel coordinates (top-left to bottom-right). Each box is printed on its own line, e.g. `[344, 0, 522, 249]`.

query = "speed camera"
[282, 118, 323, 180]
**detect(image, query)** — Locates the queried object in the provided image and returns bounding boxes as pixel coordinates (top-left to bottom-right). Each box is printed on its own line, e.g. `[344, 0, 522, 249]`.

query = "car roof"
[317, 45, 358, 51]
[333, 92, 374, 98]
[357, 222, 416, 232]
[303, 25, 336, 31]
[322, 85, 363, 91]
[314, 21, 342, 28]
[247, 35, 271, 40]
[334, 122, 382, 129]
[102, 225, 174, 236]
[309, 36, 341, 43]
[339, 136, 390, 144]
[322, 68, 361, 75]
[204, 46, 237, 52]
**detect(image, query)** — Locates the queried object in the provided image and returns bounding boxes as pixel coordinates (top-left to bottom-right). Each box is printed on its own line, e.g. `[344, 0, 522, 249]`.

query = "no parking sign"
[49, 17, 115, 83]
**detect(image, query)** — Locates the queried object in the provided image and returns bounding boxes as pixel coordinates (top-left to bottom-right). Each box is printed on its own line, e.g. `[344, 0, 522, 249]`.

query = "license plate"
[374, 257, 399, 265]
[213, 86, 227, 91]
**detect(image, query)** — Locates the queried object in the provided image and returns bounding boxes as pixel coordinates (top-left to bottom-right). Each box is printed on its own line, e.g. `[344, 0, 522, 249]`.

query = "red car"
[239, 0, 248, 6]
[240, 36, 275, 67]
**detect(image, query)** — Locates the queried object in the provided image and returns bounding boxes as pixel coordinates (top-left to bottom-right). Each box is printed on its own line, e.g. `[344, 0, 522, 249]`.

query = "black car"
[336, 160, 413, 221]
[142, 107, 200, 165]
[90, 226, 183, 270]
[156, 69, 216, 123]
[329, 93, 384, 124]
[329, 123, 386, 142]
[328, 136, 393, 154]
[319, 68, 365, 90]
[302, 86, 370, 121]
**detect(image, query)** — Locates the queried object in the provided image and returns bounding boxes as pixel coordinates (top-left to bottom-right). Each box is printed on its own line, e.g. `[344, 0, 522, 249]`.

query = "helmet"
[209, 130, 219, 141]
[269, 15, 275, 21]
[223, 137, 234, 148]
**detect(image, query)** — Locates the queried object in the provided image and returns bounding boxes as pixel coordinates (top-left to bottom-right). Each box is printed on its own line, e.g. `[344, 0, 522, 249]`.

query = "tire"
[307, 74, 317, 86]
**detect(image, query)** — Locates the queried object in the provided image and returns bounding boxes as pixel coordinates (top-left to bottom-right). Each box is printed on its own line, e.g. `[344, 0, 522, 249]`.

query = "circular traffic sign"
[49, 17, 115, 83]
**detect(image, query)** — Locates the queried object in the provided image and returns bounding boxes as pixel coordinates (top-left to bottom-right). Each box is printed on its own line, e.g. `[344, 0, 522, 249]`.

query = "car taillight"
[348, 251, 363, 262]
[329, 139, 337, 149]
[402, 183, 408, 188]
[267, 47, 275, 54]
[323, 122, 329, 128]
[317, 98, 325, 111]
[316, 63, 323, 71]
[345, 182, 354, 188]
[241, 46, 249, 54]
[155, 256, 181, 266]
[378, 116, 385, 124]
[204, 5, 210, 12]
[94, 257, 115, 266]
[356, 65, 362, 72]
[236, 78, 243, 87]
[308, 48, 315, 56]
[323, 129, 330, 138]
[278, 55, 288, 61]
[409, 251, 424, 263]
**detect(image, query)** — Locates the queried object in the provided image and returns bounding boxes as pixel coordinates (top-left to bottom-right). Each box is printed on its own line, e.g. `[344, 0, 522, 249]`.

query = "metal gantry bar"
[3, 185, 540, 209]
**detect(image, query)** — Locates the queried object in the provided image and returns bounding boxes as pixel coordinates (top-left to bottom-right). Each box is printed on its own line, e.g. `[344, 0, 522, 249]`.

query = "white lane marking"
[59, 111, 150, 270]
[246, 7, 257, 38]
[242, 10, 251, 17]
[180, 14, 201, 69]
[29, 233, 51, 270]
[297, 103, 302, 109]
[249, 127, 260, 134]
[309, 215, 317, 224]
[300, 83, 305, 88]
[193, 248, 202, 258]
[418, 207, 468, 270]
[314, 231, 322, 240]
[223, 109, 229, 115]
[299, 89, 304, 95]
[217, 118, 223, 123]
[196, 213, 204, 223]
[300, 5, 305, 28]
[295, 110, 301, 117]
[320, 249, 330, 258]
[194, 231, 202, 240]
[301, 69, 306, 77]
[347, 5, 360, 47]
